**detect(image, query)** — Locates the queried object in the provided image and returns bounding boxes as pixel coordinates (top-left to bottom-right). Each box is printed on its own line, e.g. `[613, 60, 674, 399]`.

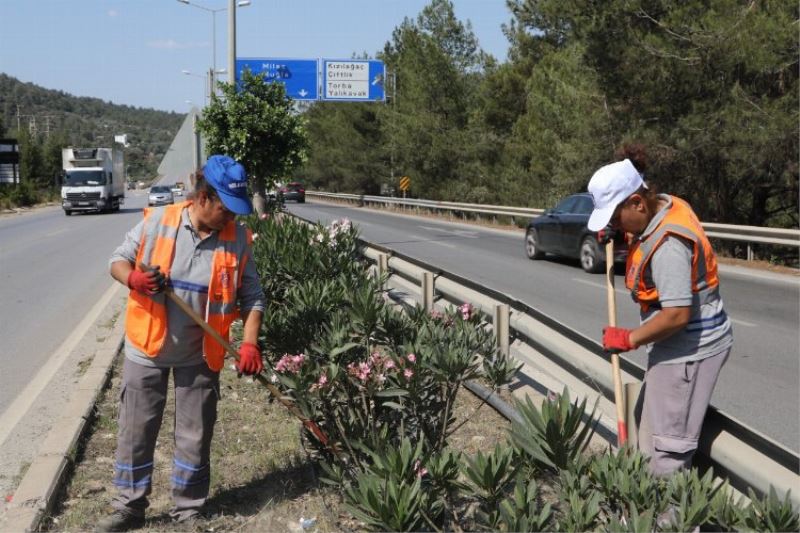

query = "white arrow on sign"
[298, 89, 308, 98]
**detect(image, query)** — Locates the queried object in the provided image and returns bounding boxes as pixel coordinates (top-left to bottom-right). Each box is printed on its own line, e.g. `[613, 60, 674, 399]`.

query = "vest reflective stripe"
[125, 202, 250, 371]
[625, 196, 719, 311]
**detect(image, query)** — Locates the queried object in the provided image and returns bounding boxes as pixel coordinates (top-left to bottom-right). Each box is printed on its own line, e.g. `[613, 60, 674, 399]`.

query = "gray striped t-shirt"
[636, 196, 733, 365]
[109, 207, 265, 368]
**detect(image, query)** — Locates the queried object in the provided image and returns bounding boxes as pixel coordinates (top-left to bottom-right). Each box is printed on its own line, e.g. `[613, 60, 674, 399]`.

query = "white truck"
[61, 147, 125, 215]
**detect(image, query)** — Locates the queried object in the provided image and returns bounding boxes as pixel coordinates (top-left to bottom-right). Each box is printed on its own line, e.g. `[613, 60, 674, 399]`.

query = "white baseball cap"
[587, 159, 645, 231]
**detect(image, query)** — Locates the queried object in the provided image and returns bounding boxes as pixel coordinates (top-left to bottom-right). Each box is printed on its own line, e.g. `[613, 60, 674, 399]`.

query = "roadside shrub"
[589, 446, 665, 519]
[739, 487, 800, 532]
[247, 214, 518, 530]
[8, 181, 38, 206]
[246, 213, 799, 532]
[510, 388, 599, 472]
[462, 444, 519, 529]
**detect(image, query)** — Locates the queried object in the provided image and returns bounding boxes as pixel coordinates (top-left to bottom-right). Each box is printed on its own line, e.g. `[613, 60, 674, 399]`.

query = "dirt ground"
[44, 356, 511, 532]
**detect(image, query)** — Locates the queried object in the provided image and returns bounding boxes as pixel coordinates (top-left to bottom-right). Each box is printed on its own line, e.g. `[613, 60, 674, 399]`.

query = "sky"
[0, 0, 512, 114]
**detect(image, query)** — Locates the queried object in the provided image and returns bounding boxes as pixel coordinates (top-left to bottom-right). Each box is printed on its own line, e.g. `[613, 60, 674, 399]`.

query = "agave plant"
[557, 470, 603, 532]
[660, 468, 721, 531]
[739, 486, 799, 532]
[603, 502, 656, 533]
[510, 388, 599, 472]
[343, 438, 443, 531]
[497, 477, 555, 532]
[589, 446, 664, 518]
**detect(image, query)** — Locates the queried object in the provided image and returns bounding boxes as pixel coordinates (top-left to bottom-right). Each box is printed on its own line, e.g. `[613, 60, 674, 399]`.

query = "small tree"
[197, 69, 309, 215]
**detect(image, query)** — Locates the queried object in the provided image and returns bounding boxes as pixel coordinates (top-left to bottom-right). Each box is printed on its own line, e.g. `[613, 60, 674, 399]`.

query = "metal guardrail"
[307, 191, 800, 258]
[352, 238, 800, 508]
[289, 208, 798, 505]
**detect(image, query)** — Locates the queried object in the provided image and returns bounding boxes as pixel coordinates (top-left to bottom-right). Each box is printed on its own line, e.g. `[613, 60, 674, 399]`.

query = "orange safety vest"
[125, 201, 252, 371]
[625, 196, 719, 312]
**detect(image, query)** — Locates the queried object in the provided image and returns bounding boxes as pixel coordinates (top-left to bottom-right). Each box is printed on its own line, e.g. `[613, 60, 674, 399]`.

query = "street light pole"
[228, 0, 235, 85]
[178, 0, 250, 89]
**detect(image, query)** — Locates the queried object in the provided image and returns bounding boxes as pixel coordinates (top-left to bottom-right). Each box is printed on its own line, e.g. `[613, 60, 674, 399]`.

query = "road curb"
[0, 310, 125, 532]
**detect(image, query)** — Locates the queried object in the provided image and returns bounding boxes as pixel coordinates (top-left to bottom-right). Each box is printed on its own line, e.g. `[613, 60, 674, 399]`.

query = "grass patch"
[44, 355, 511, 531]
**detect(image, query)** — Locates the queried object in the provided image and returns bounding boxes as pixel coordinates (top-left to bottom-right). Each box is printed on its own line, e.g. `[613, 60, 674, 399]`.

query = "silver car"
[148, 186, 174, 206]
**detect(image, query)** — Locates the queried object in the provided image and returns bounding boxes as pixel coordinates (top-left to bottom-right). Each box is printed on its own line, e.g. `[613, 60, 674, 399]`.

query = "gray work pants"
[111, 358, 220, 521]
[635, 347, 730, 477]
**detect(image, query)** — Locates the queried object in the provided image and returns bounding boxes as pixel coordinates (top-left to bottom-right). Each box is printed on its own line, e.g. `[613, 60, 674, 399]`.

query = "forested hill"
[0, 73, 183, 180]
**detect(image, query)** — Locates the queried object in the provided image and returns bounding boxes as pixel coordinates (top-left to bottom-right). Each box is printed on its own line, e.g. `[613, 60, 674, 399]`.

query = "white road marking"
[432, 241, 457, 249]
[572, 279, 757, 327]
[0, 282, 123, 448]
[418, 225, 479, 238]
[44, 229, 69, 238]
[572, 277, 628, 296]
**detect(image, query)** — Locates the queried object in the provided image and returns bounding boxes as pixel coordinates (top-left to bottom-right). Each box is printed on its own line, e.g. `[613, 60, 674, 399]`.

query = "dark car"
[525, 193, 627, 273]
[280, 182, 305, 203]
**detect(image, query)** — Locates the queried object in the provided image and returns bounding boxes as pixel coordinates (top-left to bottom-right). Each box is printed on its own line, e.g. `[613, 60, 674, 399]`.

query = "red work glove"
[127, 266, 167, 295]
[236, 342, 263, 376]
[602, 326, 637, 353]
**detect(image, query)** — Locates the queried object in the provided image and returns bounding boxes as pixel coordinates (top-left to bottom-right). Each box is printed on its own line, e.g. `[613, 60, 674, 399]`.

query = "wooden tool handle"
[605, 242, 628, 446]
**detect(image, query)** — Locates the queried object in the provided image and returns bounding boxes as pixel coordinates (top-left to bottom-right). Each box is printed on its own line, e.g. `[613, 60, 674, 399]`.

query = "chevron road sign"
[399, 176, 410, 192]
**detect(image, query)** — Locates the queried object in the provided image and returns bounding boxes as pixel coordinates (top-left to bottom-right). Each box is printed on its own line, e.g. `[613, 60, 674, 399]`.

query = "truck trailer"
[61, 147, 125, 215]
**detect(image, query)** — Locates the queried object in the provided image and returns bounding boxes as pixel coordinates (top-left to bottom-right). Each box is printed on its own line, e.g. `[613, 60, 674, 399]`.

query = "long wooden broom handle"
[139, 263, 333, 448]
[605, 243, 629, 446]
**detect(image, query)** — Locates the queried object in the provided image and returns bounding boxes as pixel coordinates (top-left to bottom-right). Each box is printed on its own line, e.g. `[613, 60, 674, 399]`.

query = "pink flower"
[404, 368, 414, 380]
[413, 460, 428, 478]
[459, 302, 473, 320]
[275, 353, 306, 374]
[310, 373, 329, 391]
[430, 309, 443, 320]
[385, 359, 396, 370]
[259, 213, 269, 220]
[406, 353, 416, 364]
[347, 361, 372, 382]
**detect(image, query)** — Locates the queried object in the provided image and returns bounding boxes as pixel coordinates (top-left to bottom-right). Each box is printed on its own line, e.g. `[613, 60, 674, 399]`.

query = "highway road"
[287, 201, 800, 452]
[0, 192, 149, 410]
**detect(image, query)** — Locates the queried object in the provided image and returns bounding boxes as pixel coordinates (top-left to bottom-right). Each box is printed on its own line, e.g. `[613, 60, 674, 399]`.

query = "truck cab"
[61, 147, 125, 215]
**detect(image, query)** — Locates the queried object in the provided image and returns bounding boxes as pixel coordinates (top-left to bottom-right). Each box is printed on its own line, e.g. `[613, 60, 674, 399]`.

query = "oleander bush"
[245, 214, 799, 532]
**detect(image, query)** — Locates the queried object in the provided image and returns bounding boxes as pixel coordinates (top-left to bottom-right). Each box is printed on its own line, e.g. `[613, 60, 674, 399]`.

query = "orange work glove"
[602, 326, 637, 353]
[236, 342, 263, 376]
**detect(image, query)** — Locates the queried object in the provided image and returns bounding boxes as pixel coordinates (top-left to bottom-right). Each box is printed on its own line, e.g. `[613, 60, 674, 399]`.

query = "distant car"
[280, 182, 305, 203]
[148, 186, 174, 207]
[525, 193, 627, 273]
[170, 184, 183, 196]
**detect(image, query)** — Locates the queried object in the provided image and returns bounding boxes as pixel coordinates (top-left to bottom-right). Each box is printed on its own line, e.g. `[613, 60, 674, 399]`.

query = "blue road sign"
[236, 58, 319, 101]
[322, 59, 385, 102]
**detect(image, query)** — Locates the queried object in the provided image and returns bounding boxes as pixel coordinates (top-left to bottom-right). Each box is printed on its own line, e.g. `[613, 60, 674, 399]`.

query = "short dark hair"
[191, 169, 219, 201]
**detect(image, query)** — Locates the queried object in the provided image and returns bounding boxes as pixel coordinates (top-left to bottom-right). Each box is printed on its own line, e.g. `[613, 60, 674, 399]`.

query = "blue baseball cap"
[202, 155, 253, 215]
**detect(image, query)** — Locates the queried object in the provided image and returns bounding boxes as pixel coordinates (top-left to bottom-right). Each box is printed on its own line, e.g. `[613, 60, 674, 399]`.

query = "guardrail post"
[377, 253, 389, 289]
[747, 244, 753, 261]
[422, 272, 434, 311]
[494, 304, 510, 357]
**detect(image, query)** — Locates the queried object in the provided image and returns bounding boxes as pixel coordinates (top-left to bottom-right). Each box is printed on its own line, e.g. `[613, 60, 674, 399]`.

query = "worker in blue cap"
[99, 155, 264, 531]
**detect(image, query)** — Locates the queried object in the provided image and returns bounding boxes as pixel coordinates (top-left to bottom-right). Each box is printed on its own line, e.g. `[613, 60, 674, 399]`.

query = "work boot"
[95, 510, 145, 532]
